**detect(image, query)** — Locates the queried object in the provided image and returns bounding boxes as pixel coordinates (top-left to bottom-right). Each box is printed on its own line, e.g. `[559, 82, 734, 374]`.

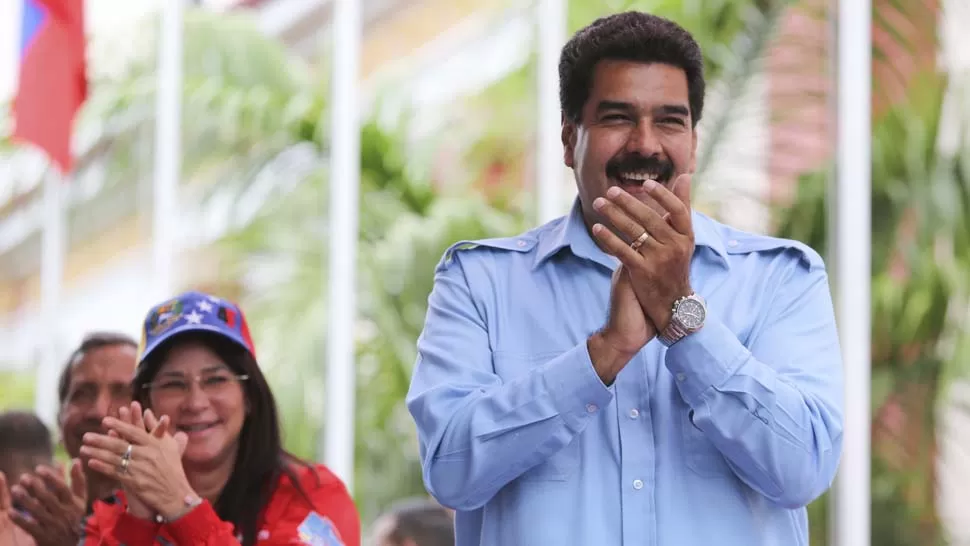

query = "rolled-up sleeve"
[406, 250, 612, 511]
[665, 261, 844, 509]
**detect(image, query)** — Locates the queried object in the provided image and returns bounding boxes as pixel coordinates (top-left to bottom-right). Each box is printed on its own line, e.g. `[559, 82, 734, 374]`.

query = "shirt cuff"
[665, 314, 749, 408]
[540, 342, 614, 432]
[115, 511, 161, 544]
[166, 500, 223, 543]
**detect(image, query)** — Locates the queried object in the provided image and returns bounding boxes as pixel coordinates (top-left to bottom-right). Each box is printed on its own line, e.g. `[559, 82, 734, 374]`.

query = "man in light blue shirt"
[406, 11, 843, 546]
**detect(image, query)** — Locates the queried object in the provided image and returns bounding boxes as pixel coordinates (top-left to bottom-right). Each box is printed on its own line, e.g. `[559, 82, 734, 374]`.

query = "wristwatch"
[658, 293, 707, 347]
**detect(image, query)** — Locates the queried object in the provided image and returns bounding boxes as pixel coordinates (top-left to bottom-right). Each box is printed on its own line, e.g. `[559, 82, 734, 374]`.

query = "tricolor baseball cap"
[135, 291, 257, 374]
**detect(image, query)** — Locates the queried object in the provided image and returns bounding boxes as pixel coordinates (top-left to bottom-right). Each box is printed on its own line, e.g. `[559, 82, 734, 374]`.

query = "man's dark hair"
[559, 11, 706, 127]
[385, 498, 454, 546]
[0, 411, 53, 479]
[57, 332, 138, 409]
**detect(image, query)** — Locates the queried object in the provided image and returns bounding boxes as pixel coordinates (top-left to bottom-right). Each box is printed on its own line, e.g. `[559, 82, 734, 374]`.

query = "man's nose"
[626, 120, 663, 156]
[87, 391, 112, 419]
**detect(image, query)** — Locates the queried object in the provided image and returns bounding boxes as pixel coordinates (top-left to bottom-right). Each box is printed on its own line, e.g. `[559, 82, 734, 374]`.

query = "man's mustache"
[606, 155, 675, 182]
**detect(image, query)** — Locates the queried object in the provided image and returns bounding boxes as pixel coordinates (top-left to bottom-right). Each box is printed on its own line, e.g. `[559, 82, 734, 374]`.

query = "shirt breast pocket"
[492, 350, 581, 482]
[681, 409, 734, 479]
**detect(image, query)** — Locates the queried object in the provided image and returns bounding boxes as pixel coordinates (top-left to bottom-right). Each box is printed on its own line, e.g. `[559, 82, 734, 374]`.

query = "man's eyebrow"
[595, 100, 637, 113]
[654, 104, 689, 117]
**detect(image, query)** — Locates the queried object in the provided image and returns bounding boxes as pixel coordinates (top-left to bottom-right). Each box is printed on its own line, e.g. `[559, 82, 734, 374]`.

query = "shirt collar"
[534, 197, 729, 270]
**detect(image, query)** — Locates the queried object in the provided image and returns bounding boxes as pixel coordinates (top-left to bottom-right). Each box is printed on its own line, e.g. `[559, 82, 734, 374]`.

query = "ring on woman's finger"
[630, 230, 650, 251]
[119, 444, 133, 474]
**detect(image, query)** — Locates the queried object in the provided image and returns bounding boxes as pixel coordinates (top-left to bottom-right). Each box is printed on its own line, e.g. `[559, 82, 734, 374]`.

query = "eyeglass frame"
[141, 371, 250, 400]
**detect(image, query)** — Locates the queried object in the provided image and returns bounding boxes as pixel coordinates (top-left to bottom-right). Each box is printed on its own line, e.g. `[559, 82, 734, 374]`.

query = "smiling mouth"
[178, 422, 220, 433]
[611, 170, 674, 192]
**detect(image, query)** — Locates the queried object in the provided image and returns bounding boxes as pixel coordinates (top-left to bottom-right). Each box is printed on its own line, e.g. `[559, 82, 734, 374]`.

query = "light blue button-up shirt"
[407, 199, 844, 546]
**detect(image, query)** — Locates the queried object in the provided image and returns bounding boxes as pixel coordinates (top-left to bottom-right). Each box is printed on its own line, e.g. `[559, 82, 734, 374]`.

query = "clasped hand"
[591, 174, 695, 354]
[2, 460, 86, 546]
[80, 402, 195, 521]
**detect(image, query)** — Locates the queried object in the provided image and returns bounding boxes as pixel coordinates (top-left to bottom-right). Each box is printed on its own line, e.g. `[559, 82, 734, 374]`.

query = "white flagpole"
[830, 0, 872, 544]
[36, 169, 64, 427]
[322, 0, 361, 491]
[536, 0, 567, 223]
[153, 0, 184, 299]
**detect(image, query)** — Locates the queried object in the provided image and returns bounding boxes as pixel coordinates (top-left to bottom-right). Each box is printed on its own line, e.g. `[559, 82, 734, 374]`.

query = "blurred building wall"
[0, 0, 529, 369]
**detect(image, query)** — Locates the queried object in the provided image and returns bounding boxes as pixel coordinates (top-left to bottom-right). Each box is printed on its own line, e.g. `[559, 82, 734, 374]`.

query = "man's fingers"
[0, 471, 10, 511]
[17, 475, 60, 516]
[8, 508, 43, 537]
[35, 466, 74, 504]
[660, 174, 693, 234]
[593, 195, 651, 244]
[603, 186, 676, 244]
[591, 223, 645, 266]
[10, 483, 52, 522]
[70, 458, 87, 501]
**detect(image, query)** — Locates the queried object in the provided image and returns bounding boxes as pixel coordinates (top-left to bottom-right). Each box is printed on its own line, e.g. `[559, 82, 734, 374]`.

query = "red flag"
[13, 0, 88, 174]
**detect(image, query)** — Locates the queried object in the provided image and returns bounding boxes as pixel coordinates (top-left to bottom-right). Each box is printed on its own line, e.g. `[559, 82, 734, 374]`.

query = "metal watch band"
[659, 319, 688, 347]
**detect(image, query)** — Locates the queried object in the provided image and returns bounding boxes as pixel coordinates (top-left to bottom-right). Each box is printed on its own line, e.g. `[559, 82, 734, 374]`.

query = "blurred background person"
[3, 332, 135, 546]
[55, 332, 138, 509]
[370, 498, 454, 546]
[0, 412, 52, 485]
[80, 291, 360, 546]
[0, 474, 35, 546]
[0, 410, 50, 546]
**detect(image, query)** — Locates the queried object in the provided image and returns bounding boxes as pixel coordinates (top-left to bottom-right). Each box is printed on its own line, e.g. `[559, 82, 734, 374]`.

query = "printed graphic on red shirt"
[297, 512, 344, 546]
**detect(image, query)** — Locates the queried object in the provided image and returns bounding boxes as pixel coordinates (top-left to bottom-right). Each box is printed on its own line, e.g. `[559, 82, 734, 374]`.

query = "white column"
[536, 0, 567, 223]
[322, 0, 361, 492]
[153, 0, 184, 299]
[829, 0, 872, 544]
[35, 170, 65, 427]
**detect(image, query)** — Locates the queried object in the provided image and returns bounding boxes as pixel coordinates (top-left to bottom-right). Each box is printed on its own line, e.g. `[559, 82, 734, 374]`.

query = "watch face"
[676, 297, 706, 330]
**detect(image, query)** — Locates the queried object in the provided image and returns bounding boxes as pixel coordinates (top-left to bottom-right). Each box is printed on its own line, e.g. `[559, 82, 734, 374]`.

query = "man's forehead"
[588, 60, 689, 99]
[70, 345, 136, 383]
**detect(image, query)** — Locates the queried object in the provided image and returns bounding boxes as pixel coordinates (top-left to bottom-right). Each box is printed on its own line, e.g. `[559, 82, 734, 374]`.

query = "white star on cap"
[185, 310, 204, 324]
[197, 300, 214, 313]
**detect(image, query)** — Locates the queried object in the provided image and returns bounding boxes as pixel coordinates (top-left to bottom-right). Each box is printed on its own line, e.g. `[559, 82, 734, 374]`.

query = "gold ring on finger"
[630, 230, 650, 251]
[120, 444, 133, 474]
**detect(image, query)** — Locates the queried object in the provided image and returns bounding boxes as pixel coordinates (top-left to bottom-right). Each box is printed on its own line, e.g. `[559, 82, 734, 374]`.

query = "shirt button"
[676, 372, 686, 382]
[516, 240, 527, 247]
[728, 239, 739, 247]
[629, 408, 640, 419]
[586, 404, 598, 413]
[633, 479, 644, 490]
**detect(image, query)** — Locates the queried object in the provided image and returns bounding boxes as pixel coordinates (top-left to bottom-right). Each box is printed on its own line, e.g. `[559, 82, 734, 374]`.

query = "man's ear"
[562, 117, 577, 169]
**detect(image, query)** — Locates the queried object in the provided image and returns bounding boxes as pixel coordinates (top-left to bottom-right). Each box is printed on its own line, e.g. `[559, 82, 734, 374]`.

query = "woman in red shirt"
[78, 291, 360, 545]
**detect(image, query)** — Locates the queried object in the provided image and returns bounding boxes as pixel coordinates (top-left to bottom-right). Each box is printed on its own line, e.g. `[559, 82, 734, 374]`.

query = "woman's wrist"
[157, 488, 203, 522]
[125, 500, 156, 521]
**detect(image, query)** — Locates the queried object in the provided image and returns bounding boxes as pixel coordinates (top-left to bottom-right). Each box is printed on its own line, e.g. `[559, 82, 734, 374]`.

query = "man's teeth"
[620, 172, 659, 182]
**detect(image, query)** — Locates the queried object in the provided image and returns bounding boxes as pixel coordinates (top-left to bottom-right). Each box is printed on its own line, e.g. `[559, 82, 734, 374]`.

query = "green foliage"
[776, 73, 970, 546]
[0, 370, 38, 412]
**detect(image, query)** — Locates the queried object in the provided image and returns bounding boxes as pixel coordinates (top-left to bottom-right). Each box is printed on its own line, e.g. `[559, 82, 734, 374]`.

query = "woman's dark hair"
[559, 11, 706, 127]
[132, 331, 314, 546]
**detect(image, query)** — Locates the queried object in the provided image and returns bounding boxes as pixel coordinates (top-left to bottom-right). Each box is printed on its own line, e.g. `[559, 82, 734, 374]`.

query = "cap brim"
[134, 323, 254, 383]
